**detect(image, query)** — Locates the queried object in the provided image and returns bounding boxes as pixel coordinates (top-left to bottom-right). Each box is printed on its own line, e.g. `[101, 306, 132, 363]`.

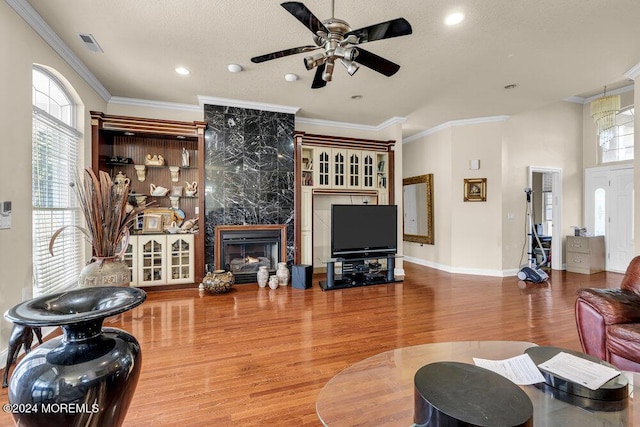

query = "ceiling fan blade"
[311, 64, 327, 89]
[353, 48, 400, 77]
[251, 45, 319, 63]
[281, 2, 329, 35]
[346, 18, 412, 44]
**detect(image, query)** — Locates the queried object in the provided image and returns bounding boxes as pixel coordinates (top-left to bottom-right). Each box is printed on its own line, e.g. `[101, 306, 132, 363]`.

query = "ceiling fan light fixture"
[340, 59, 359, 76]
[304, 52, 326, 70]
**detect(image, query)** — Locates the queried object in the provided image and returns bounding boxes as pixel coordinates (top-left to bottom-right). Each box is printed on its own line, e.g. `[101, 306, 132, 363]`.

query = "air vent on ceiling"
[77, 33, 103, 53]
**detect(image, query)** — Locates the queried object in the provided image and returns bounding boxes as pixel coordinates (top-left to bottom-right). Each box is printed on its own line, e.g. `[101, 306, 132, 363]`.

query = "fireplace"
[215, 225, 287, 284]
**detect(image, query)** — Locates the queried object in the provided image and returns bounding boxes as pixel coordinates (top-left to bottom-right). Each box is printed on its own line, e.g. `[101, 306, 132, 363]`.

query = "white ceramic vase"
[276, 262, 289, 286]
[268, 275, 278, 289]
[257, 266, 269, 288]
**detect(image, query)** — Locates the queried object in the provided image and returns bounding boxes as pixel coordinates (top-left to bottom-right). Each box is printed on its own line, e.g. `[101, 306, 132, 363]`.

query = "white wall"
[0, 3, 107, 350]
[403, 101, 584, 275]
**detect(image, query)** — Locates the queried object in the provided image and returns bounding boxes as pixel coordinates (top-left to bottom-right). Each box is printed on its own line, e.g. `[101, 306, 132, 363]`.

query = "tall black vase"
[4, 286, 147, 427]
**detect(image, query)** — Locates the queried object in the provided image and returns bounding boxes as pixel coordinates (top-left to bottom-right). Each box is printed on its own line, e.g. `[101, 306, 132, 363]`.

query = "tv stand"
[319, 255, 403, 291]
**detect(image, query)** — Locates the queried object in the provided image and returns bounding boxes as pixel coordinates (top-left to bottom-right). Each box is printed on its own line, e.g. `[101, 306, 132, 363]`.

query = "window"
[32, 66, 83, 296]
[601, 106, 634, 163]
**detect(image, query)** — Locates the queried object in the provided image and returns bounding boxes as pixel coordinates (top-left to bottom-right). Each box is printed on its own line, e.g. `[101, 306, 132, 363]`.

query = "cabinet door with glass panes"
[313, 147, 332, 188]
[331, 148, 347, 188]
[121, 235, 138, 285]
[166, 234, 194, 284]
[137, 235, 166, 286]
[361, 151, 377, 189]
[346, 150, 363, 189]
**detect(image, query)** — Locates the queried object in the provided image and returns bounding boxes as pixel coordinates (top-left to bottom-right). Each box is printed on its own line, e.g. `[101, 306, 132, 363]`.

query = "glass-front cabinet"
[167, 234, 194, 284]
[294, 133, 396, 265]
[138, 235, 166, 286]
[126, 234, 195, 286]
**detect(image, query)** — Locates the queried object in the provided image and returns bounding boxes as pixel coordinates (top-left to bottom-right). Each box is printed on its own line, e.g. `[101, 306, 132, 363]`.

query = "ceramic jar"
[257, 266, 269, 288]
[202, 270, 234, 294]
[268, 275, 279, 289]
[276, 262, 290, 286]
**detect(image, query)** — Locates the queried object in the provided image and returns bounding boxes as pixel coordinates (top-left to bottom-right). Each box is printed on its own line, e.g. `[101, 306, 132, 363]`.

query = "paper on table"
[537, 351, 621, 390]
[473, 354, 546, 385]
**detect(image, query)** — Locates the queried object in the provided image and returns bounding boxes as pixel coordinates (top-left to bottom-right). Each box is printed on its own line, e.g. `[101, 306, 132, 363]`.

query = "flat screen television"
[331, 204, 397, 258]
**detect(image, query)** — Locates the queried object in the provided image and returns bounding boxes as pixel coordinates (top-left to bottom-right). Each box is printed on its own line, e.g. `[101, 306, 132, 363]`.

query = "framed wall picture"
[464, 178, 487, 202]
[142, 214, 163, 233]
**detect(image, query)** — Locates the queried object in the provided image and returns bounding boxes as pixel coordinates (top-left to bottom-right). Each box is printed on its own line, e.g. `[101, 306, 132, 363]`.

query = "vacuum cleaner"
[517, 188, 549, 283]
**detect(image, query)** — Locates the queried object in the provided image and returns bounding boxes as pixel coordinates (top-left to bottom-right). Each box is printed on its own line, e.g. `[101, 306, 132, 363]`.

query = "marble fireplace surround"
[203, 104, 295, 274]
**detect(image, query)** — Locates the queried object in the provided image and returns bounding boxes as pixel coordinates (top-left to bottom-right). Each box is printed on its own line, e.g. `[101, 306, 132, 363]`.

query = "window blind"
[32, 106, 83, 296]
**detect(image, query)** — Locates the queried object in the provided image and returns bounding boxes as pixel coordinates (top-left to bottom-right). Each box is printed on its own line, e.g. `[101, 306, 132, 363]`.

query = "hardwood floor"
[0, 262, 625, 426]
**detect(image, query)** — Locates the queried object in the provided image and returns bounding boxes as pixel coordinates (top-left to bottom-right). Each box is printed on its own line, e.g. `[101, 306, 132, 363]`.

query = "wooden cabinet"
[294, 133, 396, 265]
[91, 111, 206, 285]
[124, 234, 195, 286]
[566, 236, 605, 274]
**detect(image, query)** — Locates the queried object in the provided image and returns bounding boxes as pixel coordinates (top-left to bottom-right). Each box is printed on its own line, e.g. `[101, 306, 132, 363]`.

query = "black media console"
[319, 255, 403, 291]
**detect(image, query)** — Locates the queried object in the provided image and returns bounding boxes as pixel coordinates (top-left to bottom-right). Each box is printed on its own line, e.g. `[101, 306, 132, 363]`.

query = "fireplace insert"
[216, 225, 286, 284]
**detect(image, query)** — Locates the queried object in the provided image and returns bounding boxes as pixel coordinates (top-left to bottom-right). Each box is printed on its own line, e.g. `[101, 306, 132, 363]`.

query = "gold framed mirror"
[403, 174, 434, 244]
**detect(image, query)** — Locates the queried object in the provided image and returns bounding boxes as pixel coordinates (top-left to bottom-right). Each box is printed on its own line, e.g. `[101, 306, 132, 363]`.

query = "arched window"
[32, 65, 83, 296]
[601, 106, 634, 163]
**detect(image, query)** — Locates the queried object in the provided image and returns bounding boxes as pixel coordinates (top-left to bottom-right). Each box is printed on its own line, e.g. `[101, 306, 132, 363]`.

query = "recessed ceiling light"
[175, 67, 190, 75]
[445, 12, 465, 26]
[227, 64, 243, 73]
[284, 73, 299, 82]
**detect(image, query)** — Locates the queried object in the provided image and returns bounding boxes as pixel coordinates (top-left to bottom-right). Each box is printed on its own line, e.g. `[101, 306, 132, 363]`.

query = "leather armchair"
[575, 256, 640, 372]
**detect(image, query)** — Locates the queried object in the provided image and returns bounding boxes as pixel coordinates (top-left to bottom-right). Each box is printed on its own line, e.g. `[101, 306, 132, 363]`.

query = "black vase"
[4, 286, 147, 427]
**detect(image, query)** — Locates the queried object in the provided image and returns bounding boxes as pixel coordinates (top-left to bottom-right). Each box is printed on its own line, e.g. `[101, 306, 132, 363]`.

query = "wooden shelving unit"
[90, 111, 207, 285]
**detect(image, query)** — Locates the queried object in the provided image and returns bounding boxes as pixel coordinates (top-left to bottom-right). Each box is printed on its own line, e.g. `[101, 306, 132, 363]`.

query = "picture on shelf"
[142, 214, 163, 233]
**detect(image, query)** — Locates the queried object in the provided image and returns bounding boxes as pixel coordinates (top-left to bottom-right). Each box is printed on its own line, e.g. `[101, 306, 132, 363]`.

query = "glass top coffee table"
[316, 341, 638, 426]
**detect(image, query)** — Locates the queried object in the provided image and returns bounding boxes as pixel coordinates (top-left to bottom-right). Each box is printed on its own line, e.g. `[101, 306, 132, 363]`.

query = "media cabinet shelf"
[319, 255, 403, 291]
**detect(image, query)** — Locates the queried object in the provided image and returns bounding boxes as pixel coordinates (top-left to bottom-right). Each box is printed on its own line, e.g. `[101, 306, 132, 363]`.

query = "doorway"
[528, 167, 563, 270]
[585, 166, 634, 272]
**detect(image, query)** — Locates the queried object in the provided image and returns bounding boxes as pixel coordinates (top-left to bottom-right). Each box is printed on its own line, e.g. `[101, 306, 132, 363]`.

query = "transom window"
[601, 106, 634, 163]
[32, 66, 83, 296]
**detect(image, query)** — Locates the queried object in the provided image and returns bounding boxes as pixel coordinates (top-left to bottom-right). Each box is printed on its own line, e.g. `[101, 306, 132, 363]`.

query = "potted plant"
[49, 168, 145, 287]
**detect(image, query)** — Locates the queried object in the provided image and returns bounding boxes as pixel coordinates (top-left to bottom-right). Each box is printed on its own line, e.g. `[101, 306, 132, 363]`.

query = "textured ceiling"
[24, 0, 640, 137]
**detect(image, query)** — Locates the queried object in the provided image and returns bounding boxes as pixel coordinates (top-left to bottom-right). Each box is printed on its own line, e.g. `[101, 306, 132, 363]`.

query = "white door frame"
[528, 166, 563, 270]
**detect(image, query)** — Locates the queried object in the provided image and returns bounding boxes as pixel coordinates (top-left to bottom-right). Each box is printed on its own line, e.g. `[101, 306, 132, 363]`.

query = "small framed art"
[142, 214, 163, 233]
[464, 178, 487, 202]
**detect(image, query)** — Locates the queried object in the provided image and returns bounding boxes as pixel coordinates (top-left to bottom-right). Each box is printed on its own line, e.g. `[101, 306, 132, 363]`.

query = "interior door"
[585, 166, 634, 273]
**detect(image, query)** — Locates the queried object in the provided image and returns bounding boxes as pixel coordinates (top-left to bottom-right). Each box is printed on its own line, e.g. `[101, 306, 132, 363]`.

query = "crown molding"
[403, 115, 510, 144]
[625, 62, 640, 80]
[109, 96, 202, 112]
[295, 115, 406, 132]
[6, 0, 111, 102]
[198, 95, 299, 115]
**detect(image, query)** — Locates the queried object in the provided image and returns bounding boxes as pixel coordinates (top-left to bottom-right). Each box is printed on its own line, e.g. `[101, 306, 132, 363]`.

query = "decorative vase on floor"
[4, 286, 147, 427]
[202, 270, 234, 294]
[268, 275, 279, 289]
[257, 266, 269, 288]
[276, 262, 290, 286]
[78, 256, 131, 288]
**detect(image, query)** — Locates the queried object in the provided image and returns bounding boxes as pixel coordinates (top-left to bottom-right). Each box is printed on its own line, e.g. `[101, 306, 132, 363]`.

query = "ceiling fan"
[250, 1, 412, 89]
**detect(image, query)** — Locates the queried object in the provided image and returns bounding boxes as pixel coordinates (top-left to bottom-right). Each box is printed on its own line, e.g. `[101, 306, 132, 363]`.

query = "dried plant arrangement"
[49, 168, 146, 258]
